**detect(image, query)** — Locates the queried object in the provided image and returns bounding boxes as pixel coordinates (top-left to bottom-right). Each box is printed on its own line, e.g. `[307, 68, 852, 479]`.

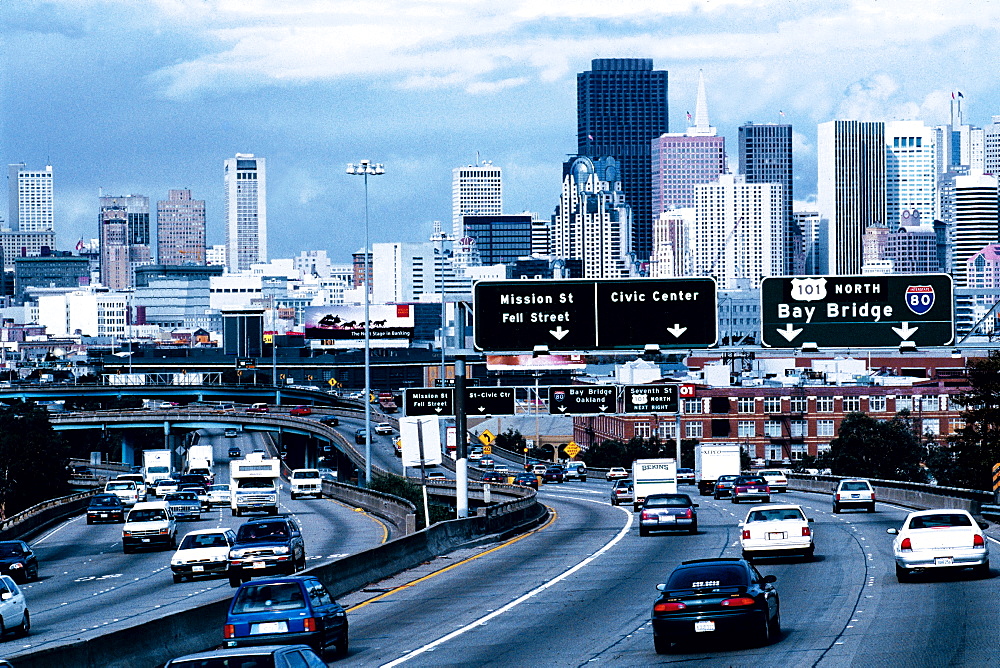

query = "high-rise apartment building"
[817, 120, 886, 275]
[7, 164, 54, 232]
[451, 162, 502, 238]
[650, 209, 695, 278]
[739, 123, 796, 273]
[224, 154, 267, 271]
[885, 121, 938, 226]
[578, 58, 669, 261]
[157, 189, 206, 266]
[952, 172, 999, 287]
[551, 156, 632, 279]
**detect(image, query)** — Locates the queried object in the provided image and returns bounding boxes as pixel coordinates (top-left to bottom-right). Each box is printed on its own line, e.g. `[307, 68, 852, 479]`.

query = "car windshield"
[645, 495, 692, 508]
[180, 533, 230, 550]
[748, 508, 805, 522]
[90, 496, 120, 507]
[128, 509, 166, 522]
[232, 582, 306, 613]
[841, 481, 871, 491]
[169, 656, 276, 668]
[0, 544, 24, 557]
[157, 480, 176, 487]
[237, 522, 289, 542]
[909, 513, 973, 529]
[167, 493, 198, 501]
[718, 476, 739, 482]
[759, 471, 783, 476]
[106, 482, 134, 490]
[293, 471, 319, 479]
[238, 479, 274, 489]
[666, 565, 748, 589]
[209, 485, 230, 492]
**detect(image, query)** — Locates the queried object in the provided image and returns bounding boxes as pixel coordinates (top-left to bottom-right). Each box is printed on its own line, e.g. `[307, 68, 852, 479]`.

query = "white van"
[105, 480, 141, 506]
[564, 461, 588, 481]
[289, 469, 322, 499]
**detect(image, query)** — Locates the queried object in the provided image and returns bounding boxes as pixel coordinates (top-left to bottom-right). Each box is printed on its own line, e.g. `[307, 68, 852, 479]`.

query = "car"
[179, 484, 211, 510]
[610, 479, 634, 506]
[171, 528, 237, 583]
[564, 461, 588, 481]
[224, 576, 349, 659]
[512, 472, 539, 490]
[228, 517, 306, 587]
[218, 403, 238, 413]
[158, 401, 179, 409]
[354, 428, 369, 445]
[115, 473, 148, 501]
[639, 494, 699, 536]
[290, 469, 322, 499]
[531, 463, 548, 476]
[318, 415, 340, 426]
[289, 405, 313, 417]
[757, 470, 788, 493]
[155, 478, 179, 497]
[180, 471, 211, 488]
[731, 475, 771, 504]
[208, 484, 232, 506]
[165, 644, 328, 668]
[318, 467, 337, 482]
[86, 493, 127, 524]
[493, 463, 509, 474]
[651, 557, 779, 653]
[0, 542, 38, 584]
[676, 468, 695, 484]
[481, 471, 506, 483]
[739, 504, 815, 562]
[469, 448, 483, 461]
[887, 508, 990, 582]
[165, 491, 203, 521]
[479, 457, 494, 469]
[0, 575, 31, 639]
[713, 474, 741, 500]
[543, 465, 566, 483]
[606, 467, 629, 480]
[105, 479, 141, 506]
[833, 479, 876, 513]
[374, 422, 394, 435]
[425, 471, 447, 481]
[224, 428, 239, 438]
[245, 403, 268, 414]
[122, 501, 178, 552]
[228, 445, 242, 458]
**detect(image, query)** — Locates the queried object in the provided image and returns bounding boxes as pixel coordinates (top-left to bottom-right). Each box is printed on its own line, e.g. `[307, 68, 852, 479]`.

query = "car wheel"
[290, 493, 297, 500]
[86, 517, 94, 525]
[763, 497, 770, 503]
[731, 497, 738, 504]
[15, 610, 29, 637]
[833, 504, 840, 514]
[895, 563, 911, 582]
[229, 574, 242, 588]
[804, 546, 815, 562]
[689, 523, 698, 534]
[768, 604, 781, 636]
[639, 527, 648, 537]
[975, 560, 990, 577]
[232, 508, 240, 517]
[713, 494, 721, 500]
[334, 633, 350, 659]
[173, 574, 183, 584]
[754, 607, 772, 647]
[194, 515, 201, 521]
[611, 499, 618, 506]
[741, 551, 753, 562]
[653, 633, 672, 654]
[868, 503, 876, 513]
[30, 565, 38, 581]
[123, 545, 132, 554]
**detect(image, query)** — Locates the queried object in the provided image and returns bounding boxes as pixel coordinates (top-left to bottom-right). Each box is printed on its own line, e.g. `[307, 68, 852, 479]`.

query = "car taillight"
[974, 534, 985, 548]
[223, 624, 235, 638]
[801, 527, 811, 537]
[742, 530, 751, 540]
[303, 617, 317, 632]
[900, 537, 912, 551]
[653, 601, 687, 612]
[835, 493, 841, 501]
[721, 597, 756, 607]
[682, 509, 693, 519]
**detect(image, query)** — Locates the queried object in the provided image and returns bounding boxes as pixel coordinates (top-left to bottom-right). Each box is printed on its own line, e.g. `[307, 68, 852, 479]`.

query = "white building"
[985, 115, 1000, 176]
[795, 211, 826, 275]
[372, 241, 473, 304]
[35, 288, 130, 338]
[452, 162, 502, 238]
[690, 174, 782, 290]
[224, 154, 267, 271]
[953, 172, 999, 287]
[650, 208, 695, 278]
[210, 274, 263, 311]
[885, 121, 938, 226]
[295, 250, 333, 279]
[7, 164, 54, 232]
[206, 244, 227, 267]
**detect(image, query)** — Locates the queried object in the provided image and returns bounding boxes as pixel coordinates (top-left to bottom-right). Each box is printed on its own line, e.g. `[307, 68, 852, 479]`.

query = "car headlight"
[171, 559, 182, 566]
[212, 555, 226, 562]
[273, 546, 289, 555]
[9, 562, 23, 569]
[230, 549, 245, 559]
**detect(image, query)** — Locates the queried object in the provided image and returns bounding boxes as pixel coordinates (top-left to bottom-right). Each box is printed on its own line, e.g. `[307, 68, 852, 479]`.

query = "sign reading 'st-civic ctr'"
[760, 274, 954, 348]
[473, 278, 718, 352]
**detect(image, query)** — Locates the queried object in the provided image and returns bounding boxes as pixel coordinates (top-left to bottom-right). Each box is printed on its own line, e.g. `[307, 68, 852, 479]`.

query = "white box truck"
[142, 449, 173, 487]
[229, 452, 280, 516]
[186, 444, 214, 472]
[695, 443, 742, 496]
[632, 458, 677, 511]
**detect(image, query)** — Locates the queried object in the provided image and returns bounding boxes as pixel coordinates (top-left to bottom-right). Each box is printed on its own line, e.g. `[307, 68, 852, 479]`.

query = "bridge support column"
[164, 420, 171, 450]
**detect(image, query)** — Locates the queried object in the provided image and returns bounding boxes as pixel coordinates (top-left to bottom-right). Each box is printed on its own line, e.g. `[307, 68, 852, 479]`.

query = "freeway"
[329, 481, 1000, 667]
[6, 429, 387, 657]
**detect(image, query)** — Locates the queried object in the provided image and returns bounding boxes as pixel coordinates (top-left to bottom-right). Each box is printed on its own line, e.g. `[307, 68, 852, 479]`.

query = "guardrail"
[322, 479, 417, 535]
[0, 490, 96, 541]
[787, 474, 995, 515]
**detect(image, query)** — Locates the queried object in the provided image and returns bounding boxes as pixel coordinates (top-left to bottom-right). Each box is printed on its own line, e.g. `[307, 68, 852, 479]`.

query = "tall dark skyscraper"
[739, 123, 796, 274]
[578, 58, 668, 262]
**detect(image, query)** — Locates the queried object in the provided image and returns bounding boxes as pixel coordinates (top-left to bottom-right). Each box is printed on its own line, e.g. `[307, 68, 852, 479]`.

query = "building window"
[817, 420, 835, 437]
[843, 396, 861, 412]
[816, 441, 832, 454]
[896, 395, 913, 412]
[763, 396, 782, 413]
[684, 421, 703, 439]
[790, 419, 807, 438]
[634, 422, 651, 438]
[764, 419, 782, 437]
[922, 419, 941, 436]
[948, 395, 964, 411]
[683, 399, 702, 415]
[816, 396, 835, 412]
[657, 423, 677, 439]
[738, 420, 756, 438]
[789, 396, 807, 413]
[920, 395, 940, 412]
[791, 443, 807, 460]
[766, 444, 783, 461]
[948, 417, 965, 434]
[737, 397, 756, 413]
[869, 395, 887, 412]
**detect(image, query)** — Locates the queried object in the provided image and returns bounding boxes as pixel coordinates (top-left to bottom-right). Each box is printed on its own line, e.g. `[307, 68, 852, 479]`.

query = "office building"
[882, 210, 941, 273]
[885, 121, 938, 226]
[551, 156, 632, 279]
[157, 189, 206, 265]
[452, 162, 502, 238]
[796, 211, 826, 275]
[817, 120, 886, 275]
[133, 264, 223, 330]
[461, 214, 533, 265]
[964, 243, 1000, 335]
[952, 172, 999, 287]
[99, 206, 130, 290]
[578, 58, 669, 261]
[650, 209, 695, 278]
[100, 194, 153, 285]
[739, 123, 796, 273]
[0, 231, 56, 271]
[985, 116, 1000, 176]
[7, 164, 54, 232]
[14, 256, 90, 301]
[224, 154, 267, 271]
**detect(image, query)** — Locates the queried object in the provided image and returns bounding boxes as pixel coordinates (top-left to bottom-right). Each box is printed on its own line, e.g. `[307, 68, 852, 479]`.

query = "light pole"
[346, 160, 384, 488]
[435, 230, 447, 385]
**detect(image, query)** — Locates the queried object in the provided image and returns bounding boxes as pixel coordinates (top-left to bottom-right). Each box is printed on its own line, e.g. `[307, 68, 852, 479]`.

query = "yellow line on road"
[346, 505, 557, 612]
[326, 497, 390, 544]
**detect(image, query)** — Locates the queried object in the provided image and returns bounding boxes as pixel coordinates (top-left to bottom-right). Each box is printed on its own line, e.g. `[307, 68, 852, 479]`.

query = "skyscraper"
[578, 58, 668, 261]
[224, 153, 267, 271]
[952, 172, 999, 287]
[451, 162, 502, 239]
[7, 163, 54, 232]
[817, 120, 886, 275]
[984, 115, 1000, 176]
[739, 123, 795, 274]
[885, 121, 938, 226]
[461, 214, 532, 265]
[99, 206, 130, 290]
[157, 189, 206, 265]
[99, 194, 153, 286]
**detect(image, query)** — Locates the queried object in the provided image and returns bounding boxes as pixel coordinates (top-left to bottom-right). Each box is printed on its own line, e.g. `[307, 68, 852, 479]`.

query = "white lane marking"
[380, 499, 633, 667]
[31, 515, 82, 546]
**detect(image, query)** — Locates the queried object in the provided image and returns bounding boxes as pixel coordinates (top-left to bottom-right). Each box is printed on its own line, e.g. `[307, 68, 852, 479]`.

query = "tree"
[495, 429, 526, 456]
[0, 402, 71, 518]
[946, 350, 1000, 491]
[825, 411, 926, 482]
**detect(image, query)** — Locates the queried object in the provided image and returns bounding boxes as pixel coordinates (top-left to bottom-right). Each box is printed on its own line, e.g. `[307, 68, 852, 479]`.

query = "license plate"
[851, 494, 860, 498]
[660, 516, 675, 523]
[694, 620, 715, 632]
[141, 538, 150, 543]
[253, 561, 266, 569]
[251, 621, 287, 634]
[100, 513, 108, 518]
[767, 532, 786, 540]
[935, 556, 954, 565]
[192, 565, 204, 572]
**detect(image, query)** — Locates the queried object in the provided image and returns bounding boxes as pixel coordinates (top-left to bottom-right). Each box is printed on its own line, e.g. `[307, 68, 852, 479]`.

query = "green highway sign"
[760, 274, 954, 348]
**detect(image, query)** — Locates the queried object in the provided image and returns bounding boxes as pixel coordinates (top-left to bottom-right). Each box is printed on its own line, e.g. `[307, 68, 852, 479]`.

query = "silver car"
[639, 494, 698, 536]
[887, 509, 989, 582]
[610, 479, 633, 506]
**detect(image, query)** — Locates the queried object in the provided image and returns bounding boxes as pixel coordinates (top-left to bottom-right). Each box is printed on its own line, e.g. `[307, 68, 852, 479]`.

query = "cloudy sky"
[3, 0, 1000, 261]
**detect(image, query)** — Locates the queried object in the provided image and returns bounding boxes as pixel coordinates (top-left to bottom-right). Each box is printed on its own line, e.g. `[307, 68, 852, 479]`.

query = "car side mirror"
[978, 520, 990, 530]
[656, 583, 667, 592]
[692, 504, 699, 508]
[808, 518, 814, 523]
[738, 522, 744, 528]
[886, 527, 898, 535]
[0, 592, 12, 601]
[761, 574, 777, 584]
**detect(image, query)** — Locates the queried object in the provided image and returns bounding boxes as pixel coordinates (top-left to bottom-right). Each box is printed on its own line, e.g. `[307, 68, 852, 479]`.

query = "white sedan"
[170, 529, 236, 583]
[606, 467, 629, 481]
[739, 504, 815, 561]
[757, 470, 788, 493]
[887, 509, 989, 582]
[207, 484, 231, 506]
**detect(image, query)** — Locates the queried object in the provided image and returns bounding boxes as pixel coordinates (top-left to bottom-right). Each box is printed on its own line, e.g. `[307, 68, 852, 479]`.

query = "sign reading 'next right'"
[760, 274, 954, 348]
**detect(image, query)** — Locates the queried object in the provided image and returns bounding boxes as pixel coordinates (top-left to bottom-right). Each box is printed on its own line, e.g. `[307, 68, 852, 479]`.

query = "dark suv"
[229, 517, 307, 587]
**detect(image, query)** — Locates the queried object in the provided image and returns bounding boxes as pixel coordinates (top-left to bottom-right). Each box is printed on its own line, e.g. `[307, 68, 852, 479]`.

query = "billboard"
[485, 354, 587, 370]
[399, 416, 444, 468]
[304, 304, 414, 340]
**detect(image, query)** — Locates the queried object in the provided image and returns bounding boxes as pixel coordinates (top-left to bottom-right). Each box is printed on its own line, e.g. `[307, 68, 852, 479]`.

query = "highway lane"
[6, 429, 386, 657]
[328, 482, 1000, 667]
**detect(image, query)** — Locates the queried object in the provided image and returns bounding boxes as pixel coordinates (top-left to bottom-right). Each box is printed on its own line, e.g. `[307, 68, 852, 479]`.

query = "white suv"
[105, 480, 141, 506]
[289, 469, 323, 499]
[123, 501, 178, 553]
[833, 479, 876, 513]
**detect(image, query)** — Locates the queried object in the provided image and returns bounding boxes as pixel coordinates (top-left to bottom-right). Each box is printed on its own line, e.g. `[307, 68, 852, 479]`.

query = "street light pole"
[347, 160, 385, 488]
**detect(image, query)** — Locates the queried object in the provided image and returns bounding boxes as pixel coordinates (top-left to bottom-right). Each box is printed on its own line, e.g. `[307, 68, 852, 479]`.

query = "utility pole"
[454, 355, 468, 518]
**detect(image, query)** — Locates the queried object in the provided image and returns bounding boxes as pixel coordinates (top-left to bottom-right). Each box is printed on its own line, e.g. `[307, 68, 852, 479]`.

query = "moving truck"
[632, 458, 677, 511]
[142, 449, 172, 487]
[229, 452, 280, 516]
[695, 443, 742, 496]
[186, 444, 214, 472]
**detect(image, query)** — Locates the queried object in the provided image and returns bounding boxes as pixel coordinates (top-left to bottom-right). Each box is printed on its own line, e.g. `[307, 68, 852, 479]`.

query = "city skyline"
[5, 2, 1000, 261]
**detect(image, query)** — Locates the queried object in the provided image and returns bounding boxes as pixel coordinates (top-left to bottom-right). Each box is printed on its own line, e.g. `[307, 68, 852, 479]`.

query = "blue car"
[224, 576, 349, 660]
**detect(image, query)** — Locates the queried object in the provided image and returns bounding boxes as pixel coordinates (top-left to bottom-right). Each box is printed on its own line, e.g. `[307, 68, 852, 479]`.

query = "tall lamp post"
[346, 160, 384, 487]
